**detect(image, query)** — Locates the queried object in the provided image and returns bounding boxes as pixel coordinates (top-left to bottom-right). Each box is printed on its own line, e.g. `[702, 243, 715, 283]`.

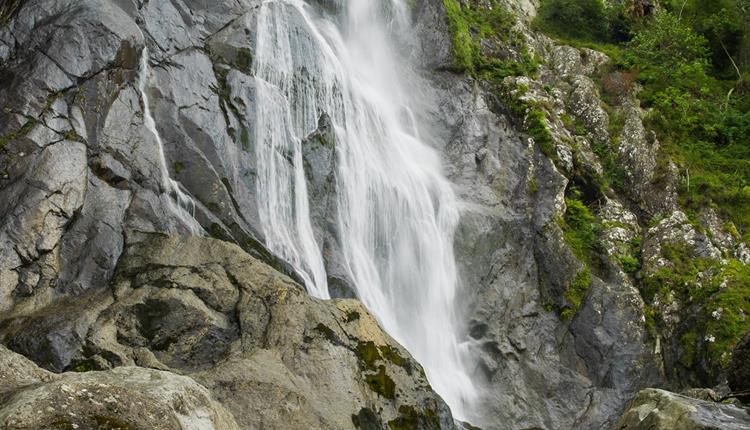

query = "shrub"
[535, 0, 609, 42]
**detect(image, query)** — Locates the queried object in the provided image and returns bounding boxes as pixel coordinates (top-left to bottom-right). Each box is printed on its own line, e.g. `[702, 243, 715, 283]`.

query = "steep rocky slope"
[0, 0, 749, 429]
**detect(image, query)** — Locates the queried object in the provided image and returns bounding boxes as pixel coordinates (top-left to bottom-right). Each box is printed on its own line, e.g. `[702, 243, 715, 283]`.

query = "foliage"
[535, 0, 610, 42]
[561, 193, 600, 265]
[642, 242, 750, 373]
[622, 11, 750, 242]
[562, 268, 592, 320]
[442, 0, 537, 77]
[537, 5, 750, 243]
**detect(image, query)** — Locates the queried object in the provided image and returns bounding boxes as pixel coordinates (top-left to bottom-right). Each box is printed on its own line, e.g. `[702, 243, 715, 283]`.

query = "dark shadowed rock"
[728, 331, 750, 404]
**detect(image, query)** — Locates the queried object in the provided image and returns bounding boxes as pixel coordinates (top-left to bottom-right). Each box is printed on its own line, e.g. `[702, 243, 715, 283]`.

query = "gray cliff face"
[1, 1, 749, 430]
[0, 1, 452, 429]
[411, 2, 662, 428]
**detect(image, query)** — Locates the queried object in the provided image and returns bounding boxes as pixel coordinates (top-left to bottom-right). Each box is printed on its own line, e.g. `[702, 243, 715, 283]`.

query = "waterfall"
[251, 0, 477, 419]
[138, 48, 202, 235]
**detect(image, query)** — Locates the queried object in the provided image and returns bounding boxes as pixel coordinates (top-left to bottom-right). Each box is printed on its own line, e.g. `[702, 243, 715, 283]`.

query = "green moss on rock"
[365, 365, 396, 399]
[563, 268, 592, 320]
[387, 405, 441, 430]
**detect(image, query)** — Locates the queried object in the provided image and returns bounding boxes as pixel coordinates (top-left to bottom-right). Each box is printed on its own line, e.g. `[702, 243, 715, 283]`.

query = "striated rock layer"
[1, 234, 452, 429]
[1, 0, 749, 429]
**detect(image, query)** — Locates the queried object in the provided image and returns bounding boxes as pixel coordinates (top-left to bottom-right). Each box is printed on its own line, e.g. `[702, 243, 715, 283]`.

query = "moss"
[379, 345, 412, 375]
[356, 341, 381, 371]
[314, 323, 340, 344]
[528, 177, 538, 194]
[93, 416, 136, 430]
[239, 127, 251, 150]
[71, 360, 96, 373]
[173, 162, 185, 174]
[703, 260, 750, 367]
[208, 223, 233, 242]
[441, 0, 537, 78]
[387, 405, 441, 430]
[641, 240, 750, 376]
[365, 365, 396, 399]
[563, 268, 592, 319]
[0, 118, 37, 149]
[442, 0, 474, 72]
[63, 129, 83, 142]
[561, 195, 600, 265]
[500, 83, 557, 160]
[0, 0, 24, 24]
[680, 331, 698, 368]
[345, 310, 360, 322]
[619, 254, 639, 273]
[235, 48, 253, 72]
[352, 407, 382, 430]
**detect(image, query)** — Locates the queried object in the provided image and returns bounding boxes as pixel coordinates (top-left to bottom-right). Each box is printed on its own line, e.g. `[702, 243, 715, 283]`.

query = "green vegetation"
[561, 193, 601, 265]
[500, 83, 556, 159]
[642, 242, 750, 373]
[173, 162, 185, 174]
[556, 190, 599, 319]
[536, 0, 750, 242]
[71, 360, 96, 373]
[0, 118, 36, 149]
[365, 365, 396, 399]
[535, 0, 610, 41]
[356, 340, 381, 371]
[387, 405, 441, 430]
[562, 268, 592, 320]
[442, 0, 538, 78]
[534, 2, 750, 367]
[0, 0, 24, 24]
[590, 139, 627, 192]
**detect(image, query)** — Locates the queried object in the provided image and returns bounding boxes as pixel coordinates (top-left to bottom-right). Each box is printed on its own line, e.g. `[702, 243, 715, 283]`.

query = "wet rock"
[614, 388, 750, 430]
[728, 331, 750, 404]
[301, 113, 355, 299]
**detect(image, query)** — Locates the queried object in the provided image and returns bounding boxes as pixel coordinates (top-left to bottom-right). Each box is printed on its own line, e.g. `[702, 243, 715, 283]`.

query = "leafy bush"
[535, 0, 610, 42]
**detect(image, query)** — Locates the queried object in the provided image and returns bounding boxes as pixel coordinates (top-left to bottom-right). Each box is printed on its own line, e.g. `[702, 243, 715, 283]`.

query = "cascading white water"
[138, 48, 202, 235]
[252, 0, 477, 419]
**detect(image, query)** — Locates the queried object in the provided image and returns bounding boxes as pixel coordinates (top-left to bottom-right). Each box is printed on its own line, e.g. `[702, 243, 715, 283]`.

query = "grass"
[561, 195, 600, 265]
[442, 0, 538, 78]
[562, 268, 592, 320]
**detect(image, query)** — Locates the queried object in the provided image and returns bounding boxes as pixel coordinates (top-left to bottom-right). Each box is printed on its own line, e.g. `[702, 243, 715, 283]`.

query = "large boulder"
[614, 388, 750, 430]
[1, 233, 455, 430]
[0, 345, 239, 430]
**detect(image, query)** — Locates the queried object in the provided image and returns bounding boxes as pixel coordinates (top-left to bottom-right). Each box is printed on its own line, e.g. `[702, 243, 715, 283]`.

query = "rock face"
[614, 389, 750, 430]
[1, 0, 749, 429]
[0, 345, 240, 430]
[728, 332, 750, 404]
[1, 234, 453, 429]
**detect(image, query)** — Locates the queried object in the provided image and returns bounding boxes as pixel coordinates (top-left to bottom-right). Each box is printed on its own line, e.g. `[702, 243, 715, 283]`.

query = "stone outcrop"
[1, 234, 453, 429]
[614, 388, 750, 430]
[0, 345, 240, 430]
